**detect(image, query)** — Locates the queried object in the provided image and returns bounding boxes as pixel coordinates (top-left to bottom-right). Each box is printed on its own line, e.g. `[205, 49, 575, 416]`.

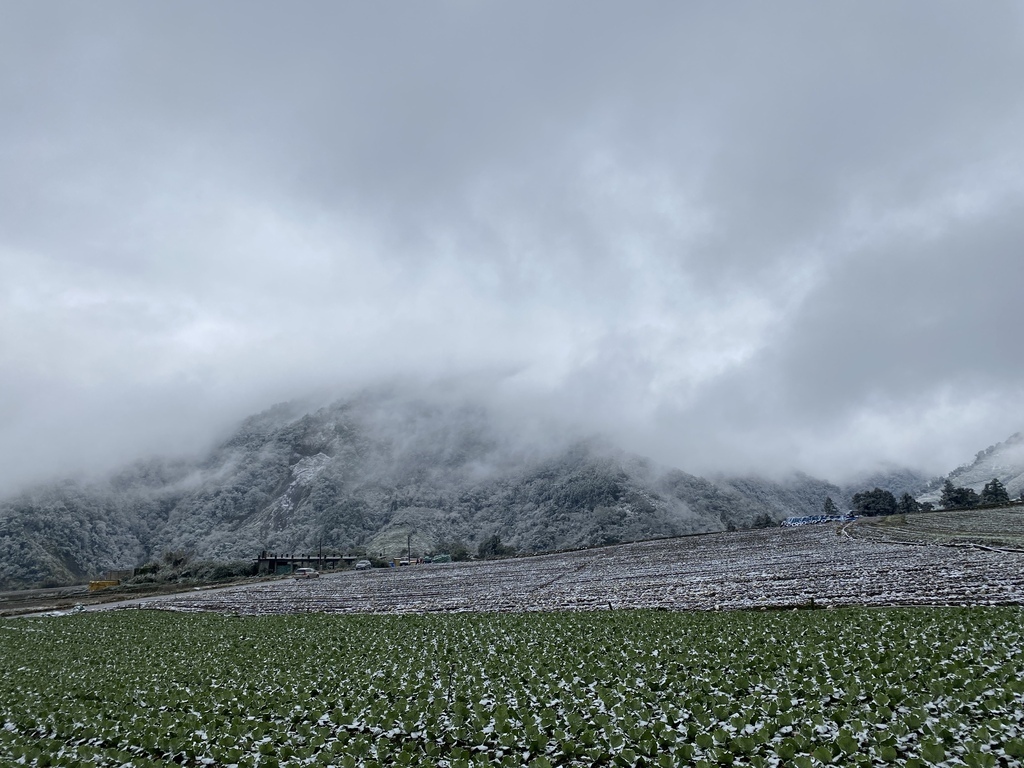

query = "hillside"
[920, 432, 1024, 504]
[0, 391, 845, 589]
[839, 466, 932, 511]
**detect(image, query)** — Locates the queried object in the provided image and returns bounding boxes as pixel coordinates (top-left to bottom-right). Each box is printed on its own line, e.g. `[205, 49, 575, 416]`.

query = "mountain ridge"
[2, 391, 1021, 590]
[0, 392, 839, 588]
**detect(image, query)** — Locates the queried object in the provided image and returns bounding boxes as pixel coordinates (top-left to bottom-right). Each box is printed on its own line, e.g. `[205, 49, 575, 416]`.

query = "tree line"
[937, 477, 1016, 509]
[824, 477, 1018, 518]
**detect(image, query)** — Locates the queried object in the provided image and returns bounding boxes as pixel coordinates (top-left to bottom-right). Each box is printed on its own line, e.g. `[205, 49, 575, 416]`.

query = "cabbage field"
[2, 607, 1023, 767]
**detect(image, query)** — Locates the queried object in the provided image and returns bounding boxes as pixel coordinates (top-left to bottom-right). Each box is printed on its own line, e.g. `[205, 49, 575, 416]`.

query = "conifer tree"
[851, 487, 897, 516]
[981, 477, 1010, 505]
[940, 479, 958, 509]
[897, 492, 921, 515]
[939, 480, 980, 509]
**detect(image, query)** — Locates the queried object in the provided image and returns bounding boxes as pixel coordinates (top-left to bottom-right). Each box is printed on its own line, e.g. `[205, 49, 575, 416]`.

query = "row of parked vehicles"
[293, 559, 373, 578]
[293, 554, 455, 578]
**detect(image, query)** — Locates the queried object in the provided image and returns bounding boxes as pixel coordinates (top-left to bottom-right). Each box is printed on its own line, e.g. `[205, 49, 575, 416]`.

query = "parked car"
[354, 559, 372, 571]
[293, 567, 320, 579]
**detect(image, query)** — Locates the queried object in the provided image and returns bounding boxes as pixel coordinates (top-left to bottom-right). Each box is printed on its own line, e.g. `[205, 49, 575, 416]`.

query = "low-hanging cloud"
[2, 2, 1024, 492]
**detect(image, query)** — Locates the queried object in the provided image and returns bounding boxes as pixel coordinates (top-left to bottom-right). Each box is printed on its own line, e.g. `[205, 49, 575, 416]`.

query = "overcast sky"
[2, 2, 1024, 491]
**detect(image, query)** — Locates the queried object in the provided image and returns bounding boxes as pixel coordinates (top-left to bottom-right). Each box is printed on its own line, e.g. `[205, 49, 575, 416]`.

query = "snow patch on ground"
[145, 524, 1024, 616]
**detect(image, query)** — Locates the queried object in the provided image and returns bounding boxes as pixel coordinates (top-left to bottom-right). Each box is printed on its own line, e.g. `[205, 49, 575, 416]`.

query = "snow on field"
[853, 506, 1024, 549]
[147, 524, 1024, 615]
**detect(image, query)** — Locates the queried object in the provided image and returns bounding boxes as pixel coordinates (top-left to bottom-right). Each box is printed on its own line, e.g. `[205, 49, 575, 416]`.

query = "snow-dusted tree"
[897, 493, 921, 515]
[981, 477, 1010, 506]
[940, 480, 980, 509]
[939, 479, 958, 509]
[851, 488, 897, 517]
[822, 496, 840, 516]
[477, 534, 514, 559]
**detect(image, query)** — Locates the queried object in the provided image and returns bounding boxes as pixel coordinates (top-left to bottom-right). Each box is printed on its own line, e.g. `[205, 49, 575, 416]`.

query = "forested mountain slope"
[919, 432, 1024, 504]
[839, 467, 932, 511]
[1, 392, 841, 588]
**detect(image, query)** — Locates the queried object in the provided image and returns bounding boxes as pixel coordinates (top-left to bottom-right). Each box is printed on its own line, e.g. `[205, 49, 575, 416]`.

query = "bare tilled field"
[851, 505, 1024, 549]
[144, 524, 1024, 615]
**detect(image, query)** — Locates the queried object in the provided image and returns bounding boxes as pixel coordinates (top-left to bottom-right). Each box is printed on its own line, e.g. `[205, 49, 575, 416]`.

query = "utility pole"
[407, 531, 412, 561]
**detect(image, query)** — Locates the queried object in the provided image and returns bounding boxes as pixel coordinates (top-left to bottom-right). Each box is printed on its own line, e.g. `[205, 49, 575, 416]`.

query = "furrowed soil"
[123, 520, 1024, 616]
[850, 505, 1024, 550]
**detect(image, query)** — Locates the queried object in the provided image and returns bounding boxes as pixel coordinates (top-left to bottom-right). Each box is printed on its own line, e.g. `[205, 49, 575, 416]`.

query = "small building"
[254, 552, 358, 575]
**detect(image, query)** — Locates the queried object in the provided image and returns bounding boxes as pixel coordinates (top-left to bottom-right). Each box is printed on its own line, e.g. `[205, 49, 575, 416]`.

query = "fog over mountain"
[919, 432, 1024, 504]
[3, 3, 1024, 495]
[0, 390, 845, 588]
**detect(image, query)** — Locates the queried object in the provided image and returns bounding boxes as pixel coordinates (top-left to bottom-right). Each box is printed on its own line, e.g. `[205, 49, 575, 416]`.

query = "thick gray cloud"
[2, 1, 1023, 491]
